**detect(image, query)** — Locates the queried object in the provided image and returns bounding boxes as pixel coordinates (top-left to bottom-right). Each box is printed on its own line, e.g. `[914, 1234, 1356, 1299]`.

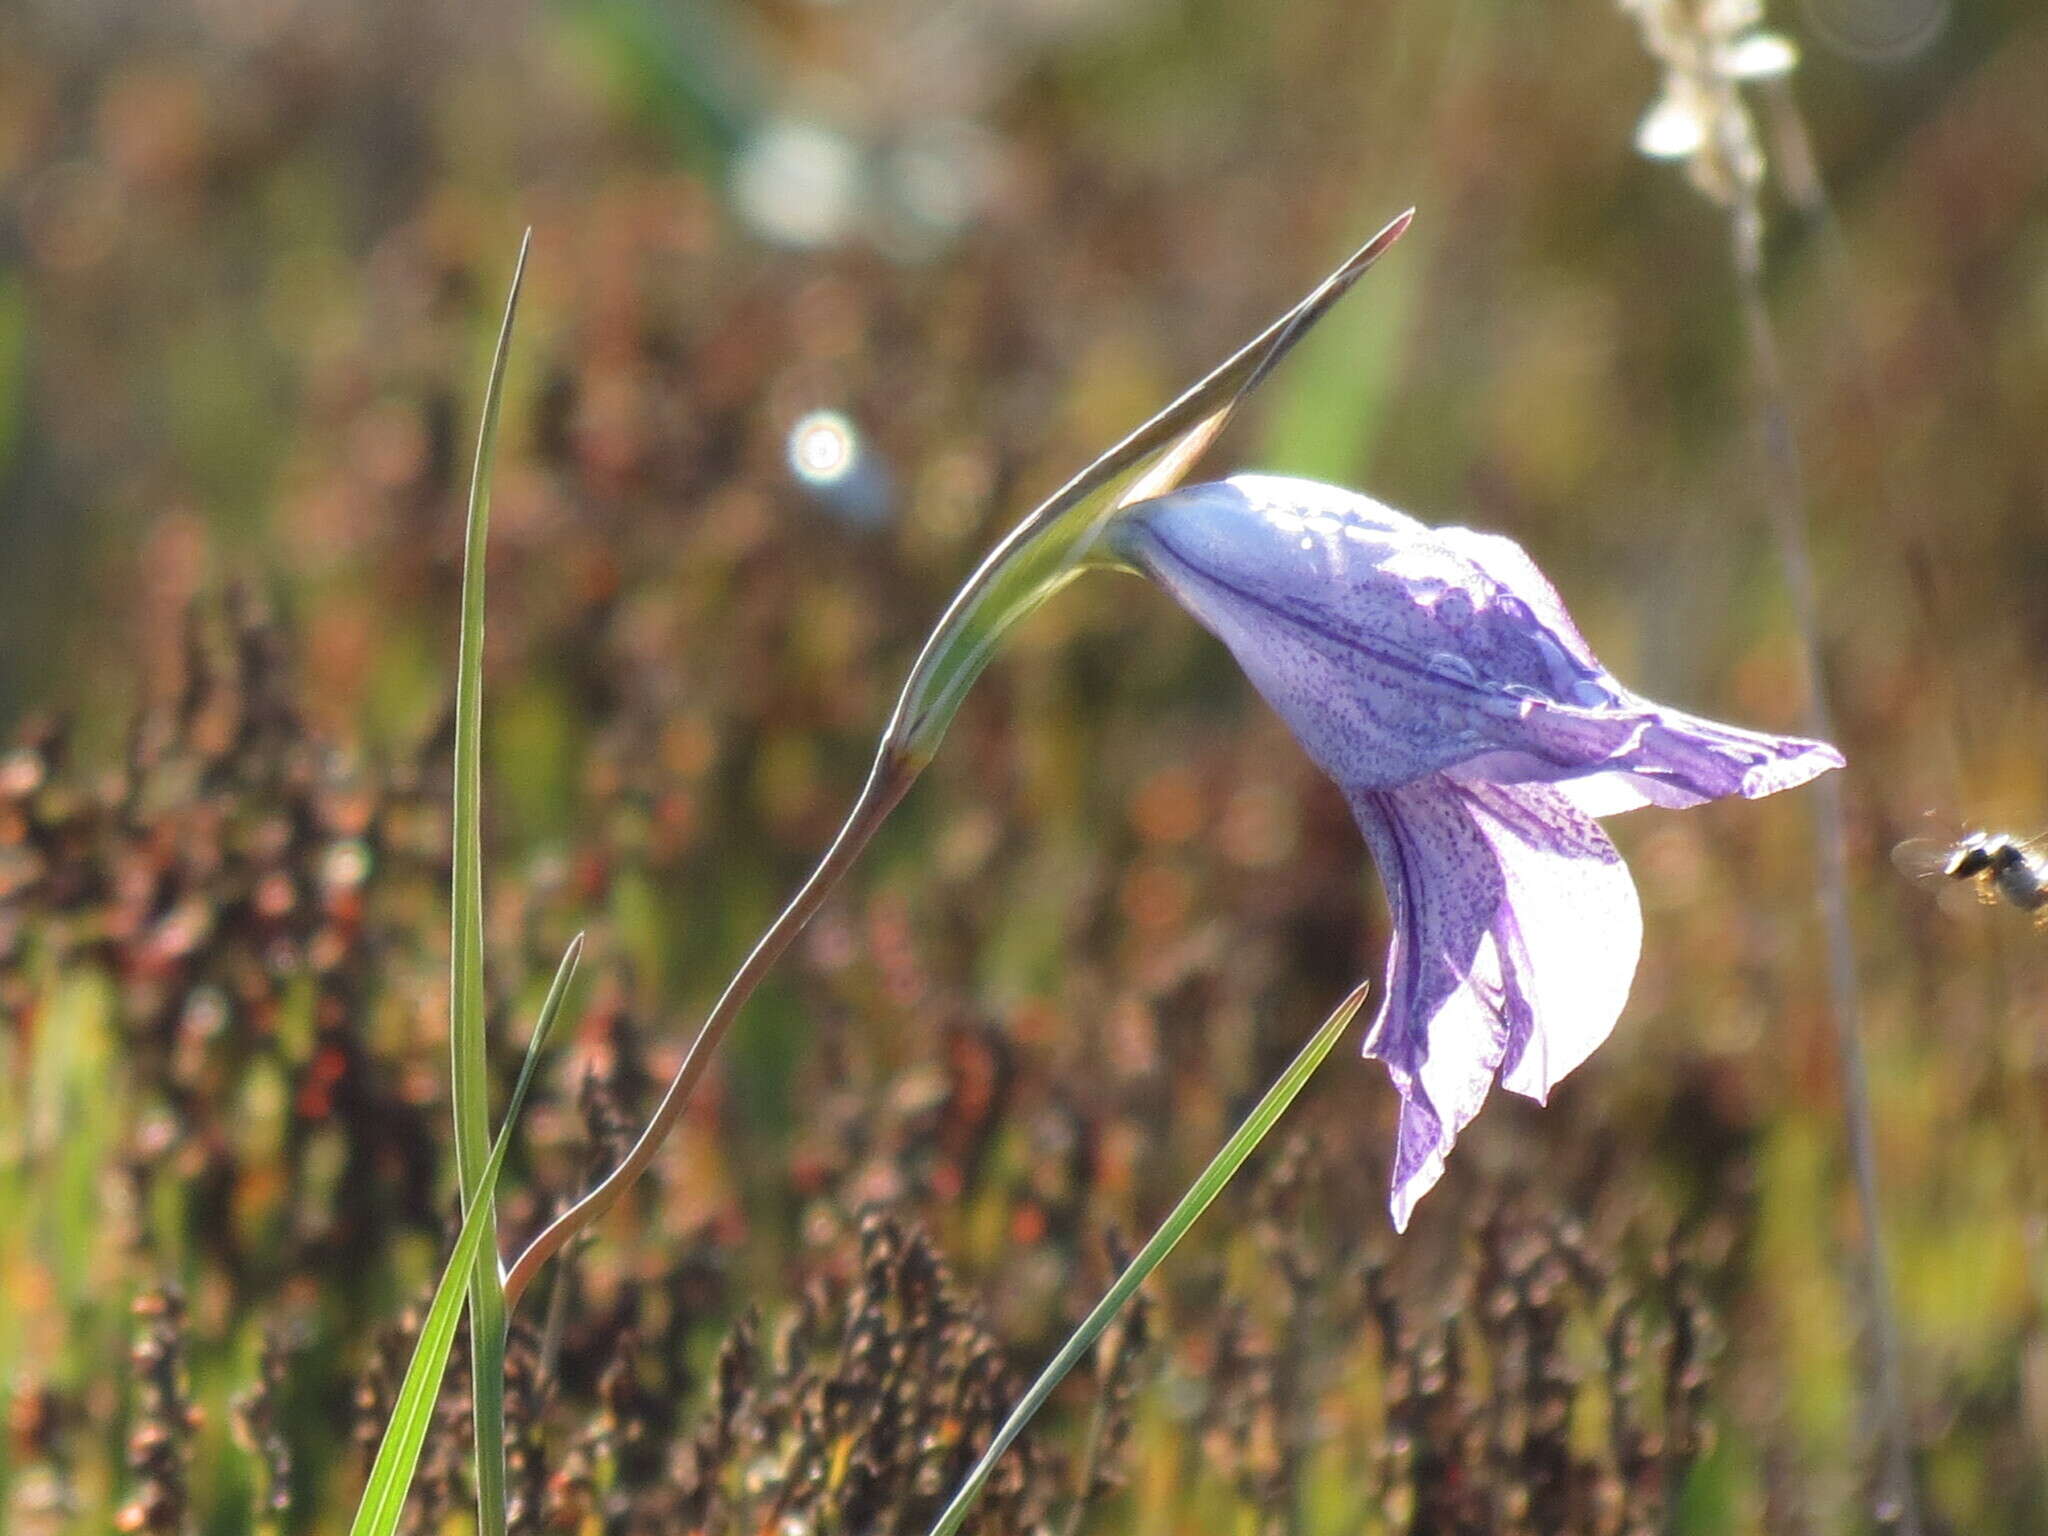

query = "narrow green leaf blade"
[348, 935, 582, 1536]
[452, 228, 532, 1536]
[924, 981, 1369, 1536]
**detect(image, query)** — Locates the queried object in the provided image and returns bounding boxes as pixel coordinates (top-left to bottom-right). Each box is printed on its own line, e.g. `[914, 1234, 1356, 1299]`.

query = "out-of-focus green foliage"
[0, 0, 2044, 1531]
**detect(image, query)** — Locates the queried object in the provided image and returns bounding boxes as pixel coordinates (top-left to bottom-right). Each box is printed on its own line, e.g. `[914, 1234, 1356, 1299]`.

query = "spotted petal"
[1350, 776, 1641, 1229]
[1449, 695, 1844, 817]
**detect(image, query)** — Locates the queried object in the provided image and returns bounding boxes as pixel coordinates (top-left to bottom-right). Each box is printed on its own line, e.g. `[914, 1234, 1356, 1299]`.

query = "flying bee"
[1892, 828, 2048, 923]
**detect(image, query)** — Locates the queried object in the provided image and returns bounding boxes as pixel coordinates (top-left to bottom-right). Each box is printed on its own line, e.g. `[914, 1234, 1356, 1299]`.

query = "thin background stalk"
[1760, 80, 1970, 794]
[1723, 144, 1921, 1534]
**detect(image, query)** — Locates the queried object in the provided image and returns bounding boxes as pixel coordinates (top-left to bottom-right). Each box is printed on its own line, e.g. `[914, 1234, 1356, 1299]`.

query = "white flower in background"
[1621, 0, 1798, 208]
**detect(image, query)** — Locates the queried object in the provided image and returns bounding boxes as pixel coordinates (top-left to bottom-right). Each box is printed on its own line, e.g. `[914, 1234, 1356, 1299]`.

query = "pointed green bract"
[348, 935, 582, 1536]
[882, 212, 1413, 767]
[923, 982, 1369, 1536]
[451, 228, 532, 1536]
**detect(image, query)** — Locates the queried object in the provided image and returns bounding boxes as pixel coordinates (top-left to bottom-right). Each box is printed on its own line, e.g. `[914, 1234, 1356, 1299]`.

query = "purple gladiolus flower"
[1108, 474, 1844, 1229]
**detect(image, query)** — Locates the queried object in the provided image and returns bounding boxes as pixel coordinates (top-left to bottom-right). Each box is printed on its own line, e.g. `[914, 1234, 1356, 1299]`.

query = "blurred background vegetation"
[0, 0, 2043, 1531]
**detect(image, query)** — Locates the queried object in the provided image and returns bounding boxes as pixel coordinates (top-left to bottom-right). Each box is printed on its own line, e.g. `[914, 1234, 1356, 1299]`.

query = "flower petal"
[1721, 30, 1799, 79]
[1457, 698, 1845, 813]
[1429, 523, 1604, 677]
[1349, 776, 1641, 1229]
[1110, 477, 1618, 791]
[1462, 779, 1642, 1102]
[1636, 93, 1707, 161]
[1349, 778, 1508, 1230]
[1113, 476, 1847, 813]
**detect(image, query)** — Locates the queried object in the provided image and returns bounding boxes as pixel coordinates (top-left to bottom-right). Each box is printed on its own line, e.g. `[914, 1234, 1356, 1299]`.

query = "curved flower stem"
[502, 750, 913, 1308]
[499, 209, 1416, 1313]
[1725, 157, 1921, 1535]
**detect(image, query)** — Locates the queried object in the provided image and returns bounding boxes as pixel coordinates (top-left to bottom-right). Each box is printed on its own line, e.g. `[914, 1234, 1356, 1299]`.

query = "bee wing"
[1928, 879, 1995, 919]
[1891, 835, 2001, 921]
[1890, 837, 1958, 883]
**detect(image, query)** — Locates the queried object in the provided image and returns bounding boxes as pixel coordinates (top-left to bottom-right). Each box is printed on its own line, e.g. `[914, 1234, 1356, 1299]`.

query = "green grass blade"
[452, 228, 531, 1536]
[348, 934, 582, 1536]
[923, 981, 1369, 1536]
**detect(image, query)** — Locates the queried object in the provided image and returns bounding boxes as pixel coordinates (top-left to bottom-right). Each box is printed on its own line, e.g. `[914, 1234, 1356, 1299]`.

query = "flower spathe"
[1107, 474, 1844, 1229]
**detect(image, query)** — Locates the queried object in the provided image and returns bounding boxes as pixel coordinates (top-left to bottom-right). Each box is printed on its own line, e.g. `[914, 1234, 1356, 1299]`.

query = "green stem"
[502, 750, 914, 1307]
